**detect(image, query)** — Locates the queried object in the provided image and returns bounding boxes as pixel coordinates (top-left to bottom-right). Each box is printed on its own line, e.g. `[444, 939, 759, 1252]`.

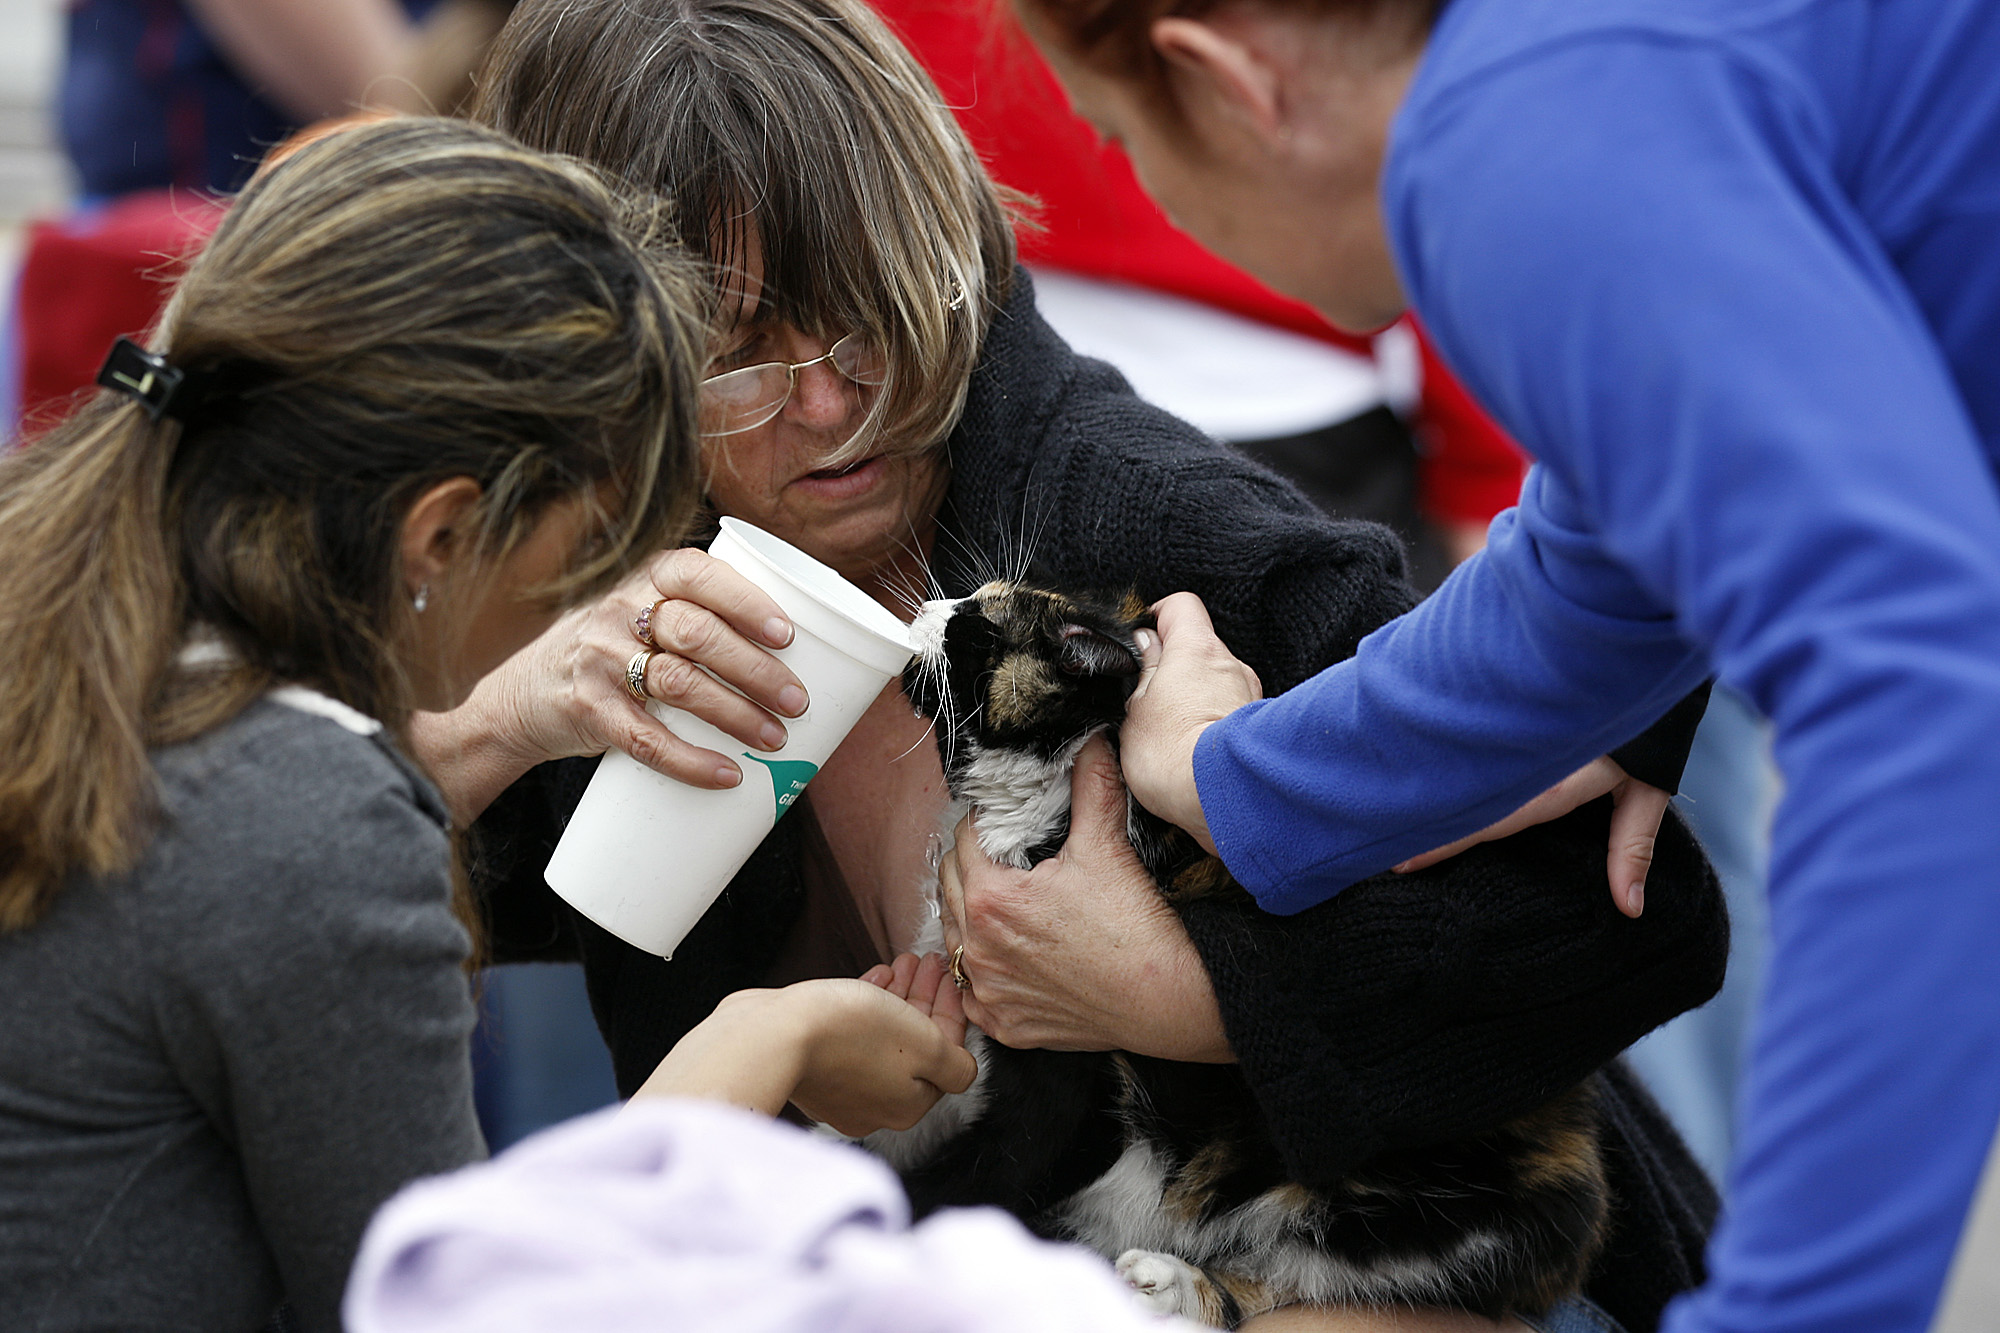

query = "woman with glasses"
[415, 2, 1729, 1327]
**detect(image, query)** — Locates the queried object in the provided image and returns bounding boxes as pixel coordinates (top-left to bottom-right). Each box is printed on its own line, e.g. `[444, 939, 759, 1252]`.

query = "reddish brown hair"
[1015, 0, 1444, 102]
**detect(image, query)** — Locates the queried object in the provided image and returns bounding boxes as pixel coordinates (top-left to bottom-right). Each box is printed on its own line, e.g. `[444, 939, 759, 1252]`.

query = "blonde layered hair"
[470, 0, 1022, 467]
[0, 118, 707, 931]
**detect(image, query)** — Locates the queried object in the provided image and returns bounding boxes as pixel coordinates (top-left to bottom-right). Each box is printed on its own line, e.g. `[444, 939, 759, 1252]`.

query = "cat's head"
[904, 581, 1154, 768]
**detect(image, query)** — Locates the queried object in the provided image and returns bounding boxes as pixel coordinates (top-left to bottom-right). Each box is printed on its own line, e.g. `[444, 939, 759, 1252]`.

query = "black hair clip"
[96, 337, 193, 422]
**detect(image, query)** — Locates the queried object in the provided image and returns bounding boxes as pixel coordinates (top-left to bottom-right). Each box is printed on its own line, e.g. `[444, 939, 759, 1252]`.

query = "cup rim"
[713, 518, 914, 672]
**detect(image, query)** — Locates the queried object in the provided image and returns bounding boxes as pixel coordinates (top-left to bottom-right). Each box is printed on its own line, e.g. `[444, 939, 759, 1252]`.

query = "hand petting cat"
[1393, 757, 1669, 918]
[936, 735, 1233, 1063]
[1118, 592, 1266, 857]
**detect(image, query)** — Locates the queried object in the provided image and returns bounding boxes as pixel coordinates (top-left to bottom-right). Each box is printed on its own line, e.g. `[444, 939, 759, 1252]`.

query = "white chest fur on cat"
[866, 733, 1083, 1173]
[869, 596, 1092, 1173]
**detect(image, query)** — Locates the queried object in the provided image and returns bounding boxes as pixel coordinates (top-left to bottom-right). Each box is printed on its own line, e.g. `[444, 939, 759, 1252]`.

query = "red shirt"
[12, 190, 227, 434]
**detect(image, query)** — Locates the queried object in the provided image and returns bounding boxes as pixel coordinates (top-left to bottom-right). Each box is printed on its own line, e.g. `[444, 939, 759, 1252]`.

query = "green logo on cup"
[741, 753, 819, 822]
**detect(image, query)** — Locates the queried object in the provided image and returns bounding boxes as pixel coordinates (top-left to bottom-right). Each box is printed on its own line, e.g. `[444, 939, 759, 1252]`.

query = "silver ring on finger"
[625, 648, 659, 703]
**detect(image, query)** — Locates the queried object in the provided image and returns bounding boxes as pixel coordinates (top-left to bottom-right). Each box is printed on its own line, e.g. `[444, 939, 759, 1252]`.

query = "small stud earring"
[413, 583, 430, 614]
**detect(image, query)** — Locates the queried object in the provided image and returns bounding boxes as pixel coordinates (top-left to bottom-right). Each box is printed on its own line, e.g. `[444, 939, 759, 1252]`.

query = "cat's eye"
[1058, 624, 1140, 678]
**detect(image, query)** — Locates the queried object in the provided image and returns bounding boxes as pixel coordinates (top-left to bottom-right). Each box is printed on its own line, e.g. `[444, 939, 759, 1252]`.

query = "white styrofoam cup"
[544, 518, 914, 957]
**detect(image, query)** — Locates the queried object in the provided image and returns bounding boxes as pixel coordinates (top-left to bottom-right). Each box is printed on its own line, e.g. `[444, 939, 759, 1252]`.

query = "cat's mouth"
[907, 599, 956, 662]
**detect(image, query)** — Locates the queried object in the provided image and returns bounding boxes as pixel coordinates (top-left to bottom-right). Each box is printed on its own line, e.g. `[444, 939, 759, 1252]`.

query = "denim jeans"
[1519, 1294, 1626, 1333]
[1625, 686, 1778, 1184]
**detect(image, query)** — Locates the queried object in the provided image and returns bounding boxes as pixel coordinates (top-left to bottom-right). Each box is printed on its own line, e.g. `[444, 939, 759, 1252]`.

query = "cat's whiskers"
[1014, 495, 1054, 586]
[927, 520, 995, 588]
[999, 476, 1056, 588]
[891, 712, 939, 765]
[884, 530, 941, 621]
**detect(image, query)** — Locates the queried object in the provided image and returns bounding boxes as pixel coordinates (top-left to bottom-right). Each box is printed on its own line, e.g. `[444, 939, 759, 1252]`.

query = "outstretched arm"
[188, 0, 508, 121]
[1121, 593, 1677, 916]
[630, 958, 977, 1138]
[1381, 32, 2000, 1333]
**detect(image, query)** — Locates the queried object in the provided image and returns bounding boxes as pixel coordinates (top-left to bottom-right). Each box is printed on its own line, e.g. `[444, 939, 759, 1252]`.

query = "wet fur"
[874, 582, 1609, 1328]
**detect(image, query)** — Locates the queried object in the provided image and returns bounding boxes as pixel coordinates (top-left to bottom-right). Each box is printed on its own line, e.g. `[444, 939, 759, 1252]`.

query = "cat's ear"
[1059, 624, 1141, 678]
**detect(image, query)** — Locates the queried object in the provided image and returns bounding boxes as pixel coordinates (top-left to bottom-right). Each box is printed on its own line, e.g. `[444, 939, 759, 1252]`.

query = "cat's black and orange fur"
[873, 581, 1610, 1329]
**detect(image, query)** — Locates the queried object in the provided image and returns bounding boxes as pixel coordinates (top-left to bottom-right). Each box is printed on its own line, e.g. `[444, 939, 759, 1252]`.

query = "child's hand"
[862, 951, 968, 1049]
[631, 972, 976, 1139]
[788, 976, 977, 1136]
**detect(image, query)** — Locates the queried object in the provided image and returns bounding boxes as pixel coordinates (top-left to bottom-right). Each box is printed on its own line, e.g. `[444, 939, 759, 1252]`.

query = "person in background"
[0, 117, 972, 1333]
[2, 0, 516, 433]
[1003, 0, 2000, 1330]
[61, 0, 513, 199]
[876, 0, 1520, 590]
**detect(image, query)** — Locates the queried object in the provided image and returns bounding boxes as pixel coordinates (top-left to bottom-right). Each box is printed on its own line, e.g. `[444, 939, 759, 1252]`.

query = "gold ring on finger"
[633, 598, 668, 646]
[948, 944, 971, 991]
[625, 647, 659, 702]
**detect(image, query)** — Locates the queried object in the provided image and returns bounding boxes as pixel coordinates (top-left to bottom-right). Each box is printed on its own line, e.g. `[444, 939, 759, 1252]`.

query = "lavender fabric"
[345, 1099, 1182, 1333]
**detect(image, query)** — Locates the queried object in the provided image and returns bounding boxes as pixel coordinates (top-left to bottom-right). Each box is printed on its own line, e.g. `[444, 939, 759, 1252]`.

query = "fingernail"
[1134, 628, 1158, 656]
[1628, 881, 1646, 916]
[759, 721, 787, 750]
[1391, 860, 1414, 874]
[715, 763, 741, 787]
[765, 617, 794, 647]
[778, 684, 809, 717]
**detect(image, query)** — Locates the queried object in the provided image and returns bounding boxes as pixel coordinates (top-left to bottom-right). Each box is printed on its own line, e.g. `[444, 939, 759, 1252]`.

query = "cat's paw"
[1116, 1249, 1202, 1317]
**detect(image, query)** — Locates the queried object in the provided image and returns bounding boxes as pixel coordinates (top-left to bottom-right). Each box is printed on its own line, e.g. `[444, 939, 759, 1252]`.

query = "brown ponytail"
[0, 117, 707, 931]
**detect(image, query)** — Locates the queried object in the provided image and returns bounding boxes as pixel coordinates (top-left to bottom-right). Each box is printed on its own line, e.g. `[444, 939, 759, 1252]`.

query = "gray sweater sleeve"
[144, 710, 486, 1332]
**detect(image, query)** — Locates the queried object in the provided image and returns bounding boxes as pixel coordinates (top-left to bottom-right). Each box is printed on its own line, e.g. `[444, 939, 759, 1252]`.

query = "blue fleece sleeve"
[1204, 33, 2000, 1333]
[1197, 468, 1708, 908]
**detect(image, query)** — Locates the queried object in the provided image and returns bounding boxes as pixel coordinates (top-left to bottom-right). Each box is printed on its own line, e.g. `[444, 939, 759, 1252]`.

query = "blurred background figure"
[876, 1, 1517, 595]
[3, 0, 514, 434]
[0, 0, 68, 428]
[62, 0, 514, 199]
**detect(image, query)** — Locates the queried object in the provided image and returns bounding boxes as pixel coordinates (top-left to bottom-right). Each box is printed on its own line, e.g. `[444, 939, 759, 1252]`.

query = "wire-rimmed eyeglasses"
[699, 332, 888, 437]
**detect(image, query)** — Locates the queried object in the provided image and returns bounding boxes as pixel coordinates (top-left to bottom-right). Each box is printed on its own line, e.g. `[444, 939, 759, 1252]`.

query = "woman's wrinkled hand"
[632, 969, 977, 1138]
[1119, 592, 1261, 855]
[936, 736, 1232, 1063]
[418, 547, 812, 818]
[1392, 756, 1669, 918]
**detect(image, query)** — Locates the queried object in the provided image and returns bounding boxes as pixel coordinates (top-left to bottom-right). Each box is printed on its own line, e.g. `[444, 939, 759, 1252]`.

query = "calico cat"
[871, 580, 1611, 1329]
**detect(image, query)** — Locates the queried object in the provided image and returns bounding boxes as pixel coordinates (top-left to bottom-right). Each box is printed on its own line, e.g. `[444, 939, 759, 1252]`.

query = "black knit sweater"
[476, 271, 1726, 1333]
